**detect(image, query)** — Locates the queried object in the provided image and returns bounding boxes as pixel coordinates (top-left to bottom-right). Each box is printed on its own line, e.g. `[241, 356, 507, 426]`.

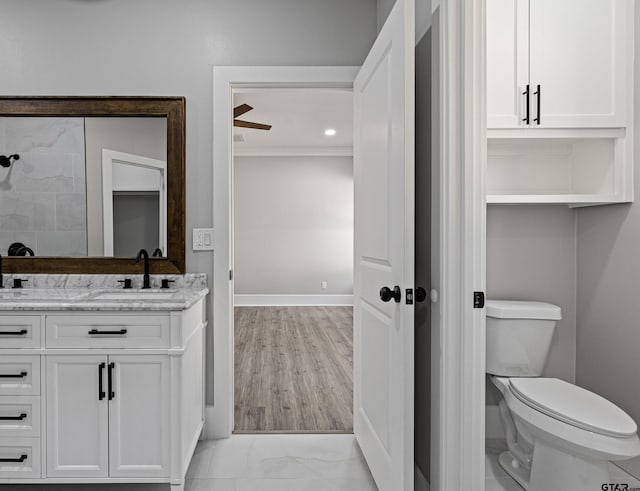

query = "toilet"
[486, 299, 640, 491]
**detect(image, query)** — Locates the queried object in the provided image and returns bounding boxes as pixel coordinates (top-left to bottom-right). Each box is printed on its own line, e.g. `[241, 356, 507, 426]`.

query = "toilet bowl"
[487, 300, 640, 491]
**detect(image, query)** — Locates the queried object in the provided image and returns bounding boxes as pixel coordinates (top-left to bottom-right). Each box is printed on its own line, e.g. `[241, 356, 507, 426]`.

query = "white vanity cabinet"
[487, 0, 633, 129]
[0, 293, 207, 491]
[46, 354, 170, 478]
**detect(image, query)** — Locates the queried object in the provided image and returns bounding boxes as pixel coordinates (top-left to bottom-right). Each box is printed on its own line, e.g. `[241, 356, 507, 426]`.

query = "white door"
[108, 355, 170, 478]
[486, 0, 529, 128]
[529, 0, 630, 128]
[353, 1, 414, 490]
[46, 356, 108, 478]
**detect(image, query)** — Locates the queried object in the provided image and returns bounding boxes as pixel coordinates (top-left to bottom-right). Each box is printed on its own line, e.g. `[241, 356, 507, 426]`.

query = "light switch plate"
[193, 228, 214, 251]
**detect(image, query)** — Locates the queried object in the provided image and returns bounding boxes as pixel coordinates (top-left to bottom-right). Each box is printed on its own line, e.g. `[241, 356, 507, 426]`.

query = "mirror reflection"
[0, 116, 167, 257]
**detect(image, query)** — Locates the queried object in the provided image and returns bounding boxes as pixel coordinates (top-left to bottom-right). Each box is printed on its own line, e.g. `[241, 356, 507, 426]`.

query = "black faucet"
[136, 249, 151, 289]
[0, 253, 3, 289]
[152, 248, 163, 257]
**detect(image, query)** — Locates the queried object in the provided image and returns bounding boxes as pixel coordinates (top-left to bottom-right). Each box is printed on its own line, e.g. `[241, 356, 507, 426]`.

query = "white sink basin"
[91, 291, 178, 301]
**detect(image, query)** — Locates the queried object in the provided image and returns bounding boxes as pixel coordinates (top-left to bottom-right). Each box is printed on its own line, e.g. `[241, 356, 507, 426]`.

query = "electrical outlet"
[321, 281, 327, 290]
[193, 228, 214, 251]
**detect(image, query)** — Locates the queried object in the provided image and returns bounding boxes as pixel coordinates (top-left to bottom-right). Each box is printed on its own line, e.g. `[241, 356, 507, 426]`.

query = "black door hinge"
[406, 288, 413, 305]
[473, 291, 485, 309]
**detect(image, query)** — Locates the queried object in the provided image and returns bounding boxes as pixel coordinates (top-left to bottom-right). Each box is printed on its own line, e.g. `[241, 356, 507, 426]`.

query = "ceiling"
[232, 89, 353, 154]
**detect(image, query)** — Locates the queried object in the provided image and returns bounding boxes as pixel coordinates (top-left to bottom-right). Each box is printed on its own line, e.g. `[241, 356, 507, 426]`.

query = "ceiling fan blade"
[234, 120, 272, 131]
[233, 104, 253, 118]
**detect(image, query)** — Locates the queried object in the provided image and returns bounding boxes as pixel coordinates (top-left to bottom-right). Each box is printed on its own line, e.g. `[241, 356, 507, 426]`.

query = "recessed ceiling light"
[324, 128, 337, 136]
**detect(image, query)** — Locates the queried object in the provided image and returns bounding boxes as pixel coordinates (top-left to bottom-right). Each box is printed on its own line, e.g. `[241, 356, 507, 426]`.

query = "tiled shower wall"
[0, 117, 87, 256]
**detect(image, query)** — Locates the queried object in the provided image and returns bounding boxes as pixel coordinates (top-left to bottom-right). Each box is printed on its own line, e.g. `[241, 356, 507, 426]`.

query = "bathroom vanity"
[0, 279, 208, 491]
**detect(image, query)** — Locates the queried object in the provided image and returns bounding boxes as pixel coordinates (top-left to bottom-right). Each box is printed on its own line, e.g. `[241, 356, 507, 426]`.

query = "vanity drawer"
[0, 356, 40, 396]
[0, 396, 40, 437]
[0, 316, 41, 349]
[45, 314, 170, 348]
[0, 437, 41, 478]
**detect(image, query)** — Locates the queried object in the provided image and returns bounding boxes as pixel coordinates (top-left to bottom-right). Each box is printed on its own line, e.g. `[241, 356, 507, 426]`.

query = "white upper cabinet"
[487, 0, 529, 128]
[488, 0, 633, 129]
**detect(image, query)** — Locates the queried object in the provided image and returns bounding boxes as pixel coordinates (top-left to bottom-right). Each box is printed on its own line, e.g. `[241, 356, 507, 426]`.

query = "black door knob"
[416, 287, 427, 303]
[380, 286, 401, 303]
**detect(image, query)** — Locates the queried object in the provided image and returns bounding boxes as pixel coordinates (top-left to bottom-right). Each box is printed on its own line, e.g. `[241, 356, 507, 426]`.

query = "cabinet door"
[529, 0, 631, 127]
[108, 355, 169, 478]
[46, 356, 108, 478]
[487, 0, 529, 128]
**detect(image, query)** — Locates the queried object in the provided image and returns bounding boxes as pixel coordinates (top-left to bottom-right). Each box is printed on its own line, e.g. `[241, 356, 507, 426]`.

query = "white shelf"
[487, 194, 624, 207]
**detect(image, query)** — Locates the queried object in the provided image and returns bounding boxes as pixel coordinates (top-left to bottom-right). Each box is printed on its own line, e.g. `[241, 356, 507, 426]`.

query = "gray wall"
[113, 194, 160, 257]
[233, 156, 353, 296]
[414, 24, 432, 482]
[377, 0, 397, 31]
[85, 117, 166, 256]
[486, 205, 577, 405]
[574, 5, 640, 477]
[0, 0, 377, 407]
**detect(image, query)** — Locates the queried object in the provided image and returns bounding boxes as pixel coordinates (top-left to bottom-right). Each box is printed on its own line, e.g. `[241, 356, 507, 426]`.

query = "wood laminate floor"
[234, 306, 353, 433]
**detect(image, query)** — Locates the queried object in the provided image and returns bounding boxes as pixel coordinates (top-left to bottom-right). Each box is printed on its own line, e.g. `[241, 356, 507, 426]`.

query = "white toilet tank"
[486, 300, 562, 377]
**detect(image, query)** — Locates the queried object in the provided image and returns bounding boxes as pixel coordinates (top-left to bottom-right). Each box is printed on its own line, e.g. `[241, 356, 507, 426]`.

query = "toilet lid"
[509, 378, 638, 438]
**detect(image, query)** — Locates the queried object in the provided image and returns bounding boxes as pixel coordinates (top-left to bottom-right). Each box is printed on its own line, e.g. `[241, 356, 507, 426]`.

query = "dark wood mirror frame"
[0, 96, 186, 274]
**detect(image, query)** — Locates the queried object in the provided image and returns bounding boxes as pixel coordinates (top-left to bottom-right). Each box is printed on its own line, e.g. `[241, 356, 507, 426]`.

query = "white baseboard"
[203, 405, 228, 439]
[415, 463, 430, 491]
[486, 404, 505, 439]
[234, 294, 353, 306]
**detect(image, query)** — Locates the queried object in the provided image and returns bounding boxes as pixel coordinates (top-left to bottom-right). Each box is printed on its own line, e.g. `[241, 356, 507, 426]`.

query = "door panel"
[529, 0, 629, 127]
[46, 355, 108, 478]
[353, 0, 414, 489]
[486, 0, 529, 128]
[108, 355, 169, 478]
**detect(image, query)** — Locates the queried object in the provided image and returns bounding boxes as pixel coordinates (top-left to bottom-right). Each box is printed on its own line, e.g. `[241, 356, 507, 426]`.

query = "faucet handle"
[12, 278, 28, 289]
[161, 279, 175, 289]
[118, 279, 132, 289]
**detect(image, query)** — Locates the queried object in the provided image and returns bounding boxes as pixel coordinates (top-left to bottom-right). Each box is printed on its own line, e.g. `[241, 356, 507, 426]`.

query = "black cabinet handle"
[0, 413, 27, 421]
[0, 329, 27, 336]
[98, 362, 106, 401]
[88, 329, 127, 336]
[380, 286, 402, 303]
[108, 362, 115, 400]
[522, 84, 530, 124]
[0, 371, 27, 378]
[0, 454, 27, 463]
[533, 84, 541, 125]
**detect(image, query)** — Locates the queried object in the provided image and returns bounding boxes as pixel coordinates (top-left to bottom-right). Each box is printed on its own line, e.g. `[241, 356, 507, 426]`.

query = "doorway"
[231, 88, 355, 433]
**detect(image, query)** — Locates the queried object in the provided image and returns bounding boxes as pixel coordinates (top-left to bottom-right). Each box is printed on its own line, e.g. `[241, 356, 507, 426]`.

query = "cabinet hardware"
[108, 362, 115, 400]
[380, 286, 402, 303]
[522, 84, 530, 124]
[0, 371, 27, 378]
[0, 413, 27, 421]
[473, 291, 486, 309]
[533, 84, 541, 125]
[88, 328, 127, 335]
[406, 288, 414, 305]
[98, 362, 106, 401]
[0, 329, 27, 336]
[0, 454, 27, 463]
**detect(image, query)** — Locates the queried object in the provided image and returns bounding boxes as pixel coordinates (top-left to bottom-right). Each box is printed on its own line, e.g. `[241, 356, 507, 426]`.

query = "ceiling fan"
[233, 104, 272, 131]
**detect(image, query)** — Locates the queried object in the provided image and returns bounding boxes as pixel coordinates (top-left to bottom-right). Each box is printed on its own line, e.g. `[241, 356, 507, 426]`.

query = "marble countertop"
[0, 287, 209, 311]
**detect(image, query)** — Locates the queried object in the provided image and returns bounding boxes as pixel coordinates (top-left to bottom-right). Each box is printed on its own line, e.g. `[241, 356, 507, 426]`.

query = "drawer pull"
[0, 371, 27, 379]
[0, 454, 27, 463]
[0, 329, 27, 336]
[88, 328, 127, 335]
[0, 413, 27, 421]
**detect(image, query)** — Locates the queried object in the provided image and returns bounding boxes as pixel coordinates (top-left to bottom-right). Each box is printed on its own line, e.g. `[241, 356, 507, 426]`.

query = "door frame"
[431, 0, 486, 489]
[211, 65, 359, 439]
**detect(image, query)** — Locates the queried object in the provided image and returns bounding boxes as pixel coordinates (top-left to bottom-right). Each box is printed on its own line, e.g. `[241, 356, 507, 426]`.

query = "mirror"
[0, 97, 185, 274]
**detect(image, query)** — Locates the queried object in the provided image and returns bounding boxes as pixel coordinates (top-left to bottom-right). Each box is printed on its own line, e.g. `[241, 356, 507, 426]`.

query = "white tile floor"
[185, 434, 378, 491]
[485, 439, 640, 491]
